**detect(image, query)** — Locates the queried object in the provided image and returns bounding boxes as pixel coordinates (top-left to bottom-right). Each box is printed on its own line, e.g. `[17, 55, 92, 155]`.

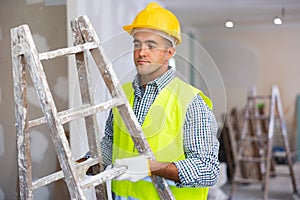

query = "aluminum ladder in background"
[230, 86, 298, 200]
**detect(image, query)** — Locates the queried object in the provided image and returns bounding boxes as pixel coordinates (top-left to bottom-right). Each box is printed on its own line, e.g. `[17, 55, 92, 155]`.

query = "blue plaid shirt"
[101, 68, 220, 187]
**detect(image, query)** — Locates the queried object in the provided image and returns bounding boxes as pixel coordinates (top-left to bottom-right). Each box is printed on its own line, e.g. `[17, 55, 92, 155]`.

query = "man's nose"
[138, 46, 148, 56]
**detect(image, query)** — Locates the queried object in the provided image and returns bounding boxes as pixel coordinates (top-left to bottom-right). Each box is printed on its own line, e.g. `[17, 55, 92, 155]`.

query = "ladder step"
[80, 166, 127, 189]
[270, 172, 293, 177]
[241, 136, 268, 142]
[32, 163, 126, 191]
[29, 97, 125, 128]
[32, 170, 64, 190]
[244, 115, 269, 120]
[234, 177, 263, 184]
[39, 42, 99, 60]
[32, 158, 100, 189]
[238, 156, 266, 162]
[248, 95, 271, 99]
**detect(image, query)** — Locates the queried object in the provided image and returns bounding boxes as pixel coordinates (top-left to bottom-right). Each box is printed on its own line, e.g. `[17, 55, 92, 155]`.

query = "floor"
[220, 162, 300, 200]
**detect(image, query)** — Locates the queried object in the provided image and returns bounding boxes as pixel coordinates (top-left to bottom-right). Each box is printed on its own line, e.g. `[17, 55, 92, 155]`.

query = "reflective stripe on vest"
[112, 77, 212, 200]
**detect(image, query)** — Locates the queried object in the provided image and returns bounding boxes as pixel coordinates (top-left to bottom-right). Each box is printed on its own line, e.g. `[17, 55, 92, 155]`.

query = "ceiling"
[160, 0, 300, 29]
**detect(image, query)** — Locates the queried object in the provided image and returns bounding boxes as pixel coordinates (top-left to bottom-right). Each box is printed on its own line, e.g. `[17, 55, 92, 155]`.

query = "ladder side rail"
[71, 19, 107, 200]
[236, 99, 250, 165]
[225, 114, 238, 178]
[258, 101, 275, 173]
[75, 15, 175, 199]
[251, 87, 265, 180]
[19, 25, 86, 199]
[228, 110, 241, 165]
[230, 115, 248, 199]
[273, 86, 298, 194]
[226, 114, 238, 164]
[247, 87, 263, 180]
[263, 86, 277, 200]
[72, 20, 103, 166]
[239, 87, 258, 178]
[229, 108, 244, 182]
[230, 95, 252, 199]
[240, 88, 253, 141]
[11, 26, 33, 200]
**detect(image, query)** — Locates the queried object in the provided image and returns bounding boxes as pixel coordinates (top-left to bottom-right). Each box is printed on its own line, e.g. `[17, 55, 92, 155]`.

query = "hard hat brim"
[123, 25, 182, 45]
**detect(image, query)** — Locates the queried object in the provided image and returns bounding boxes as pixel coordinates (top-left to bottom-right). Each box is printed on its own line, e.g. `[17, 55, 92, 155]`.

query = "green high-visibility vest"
[112, 77, 212, 200]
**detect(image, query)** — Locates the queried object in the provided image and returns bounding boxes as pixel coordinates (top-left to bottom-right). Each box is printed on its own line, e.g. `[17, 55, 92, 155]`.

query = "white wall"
[175, 28, 227, 126]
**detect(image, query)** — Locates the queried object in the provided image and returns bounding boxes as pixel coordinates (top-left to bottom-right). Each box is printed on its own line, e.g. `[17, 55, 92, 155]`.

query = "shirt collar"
[132, 66, 175, 95]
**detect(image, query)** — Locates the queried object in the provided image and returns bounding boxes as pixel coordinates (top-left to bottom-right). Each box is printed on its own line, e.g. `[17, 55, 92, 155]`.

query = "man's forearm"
[149, 160, 179, 182]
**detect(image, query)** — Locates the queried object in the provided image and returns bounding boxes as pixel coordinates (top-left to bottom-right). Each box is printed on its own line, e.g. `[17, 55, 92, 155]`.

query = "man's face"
[133, 31, 174, 84]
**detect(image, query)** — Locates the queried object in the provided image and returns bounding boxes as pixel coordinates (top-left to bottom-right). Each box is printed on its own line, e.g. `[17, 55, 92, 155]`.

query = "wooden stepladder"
[230, 85, 298, 200]
[11, 15, 175, 200]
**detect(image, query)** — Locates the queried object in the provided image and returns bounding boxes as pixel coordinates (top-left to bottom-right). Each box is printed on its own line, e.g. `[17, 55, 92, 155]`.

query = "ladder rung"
[80, 166, 127, 189]
[32, 158, 99, 189]
[242, 136, 268, 142]
[270, 172, 292, 177]
[32, 170, 64, 190]
[29, 97, 125, 128]
[76, 158, 100, 174]
[234, 177, 263, 184]
[248, 95, 271, 99]
[244, 115, 269, 120]
[238, 156, 266, 162]
[39, 42, 99, 60]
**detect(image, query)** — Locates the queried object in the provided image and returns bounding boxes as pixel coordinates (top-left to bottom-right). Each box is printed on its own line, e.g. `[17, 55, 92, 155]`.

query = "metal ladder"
[230, 85, 298, 200]
[11, 15, 174, 200]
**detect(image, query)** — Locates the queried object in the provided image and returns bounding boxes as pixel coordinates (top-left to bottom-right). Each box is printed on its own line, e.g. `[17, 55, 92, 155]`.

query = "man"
[101, 2, 220, 199]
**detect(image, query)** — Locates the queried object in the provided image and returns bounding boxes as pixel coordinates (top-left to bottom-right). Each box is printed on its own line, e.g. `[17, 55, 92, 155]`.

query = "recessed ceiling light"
[225, 20, 234, 28]
[273, 6, 285, 25]
[273, 16, 283, 25]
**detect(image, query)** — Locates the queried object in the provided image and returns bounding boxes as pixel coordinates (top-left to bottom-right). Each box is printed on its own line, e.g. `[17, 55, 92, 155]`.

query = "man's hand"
[114, 155, 151, 182]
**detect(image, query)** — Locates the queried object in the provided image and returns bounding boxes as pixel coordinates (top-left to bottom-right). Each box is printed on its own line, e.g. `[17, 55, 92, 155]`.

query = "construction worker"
[101, 2, 220, 199]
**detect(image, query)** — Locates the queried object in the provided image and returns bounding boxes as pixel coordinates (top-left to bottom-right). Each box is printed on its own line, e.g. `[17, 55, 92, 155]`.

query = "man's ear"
[167, 47, 176, 59]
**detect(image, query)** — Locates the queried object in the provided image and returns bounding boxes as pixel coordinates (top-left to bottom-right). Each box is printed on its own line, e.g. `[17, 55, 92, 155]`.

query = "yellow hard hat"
[123, 2, 182, 45]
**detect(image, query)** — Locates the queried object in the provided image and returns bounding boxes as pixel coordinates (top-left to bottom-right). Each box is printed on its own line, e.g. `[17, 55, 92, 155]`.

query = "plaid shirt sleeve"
[173, 94, 220, 187]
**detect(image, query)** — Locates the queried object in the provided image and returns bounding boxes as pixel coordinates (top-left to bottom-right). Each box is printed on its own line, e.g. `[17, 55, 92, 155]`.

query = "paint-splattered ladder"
[11, 15, 175, 200]
[229, 86, 298, 200]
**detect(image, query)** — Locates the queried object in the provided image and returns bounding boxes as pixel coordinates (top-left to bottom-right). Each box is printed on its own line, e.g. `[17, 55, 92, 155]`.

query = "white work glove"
[113, 155, 151, 182]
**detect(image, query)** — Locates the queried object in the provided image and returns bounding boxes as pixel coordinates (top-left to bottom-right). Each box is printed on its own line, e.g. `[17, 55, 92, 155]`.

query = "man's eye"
[147, 45, 156, 49]
[134, 43, 141, 49]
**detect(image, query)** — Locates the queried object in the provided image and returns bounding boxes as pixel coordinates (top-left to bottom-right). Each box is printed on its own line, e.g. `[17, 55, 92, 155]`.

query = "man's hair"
[131, 28, 176, 47]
